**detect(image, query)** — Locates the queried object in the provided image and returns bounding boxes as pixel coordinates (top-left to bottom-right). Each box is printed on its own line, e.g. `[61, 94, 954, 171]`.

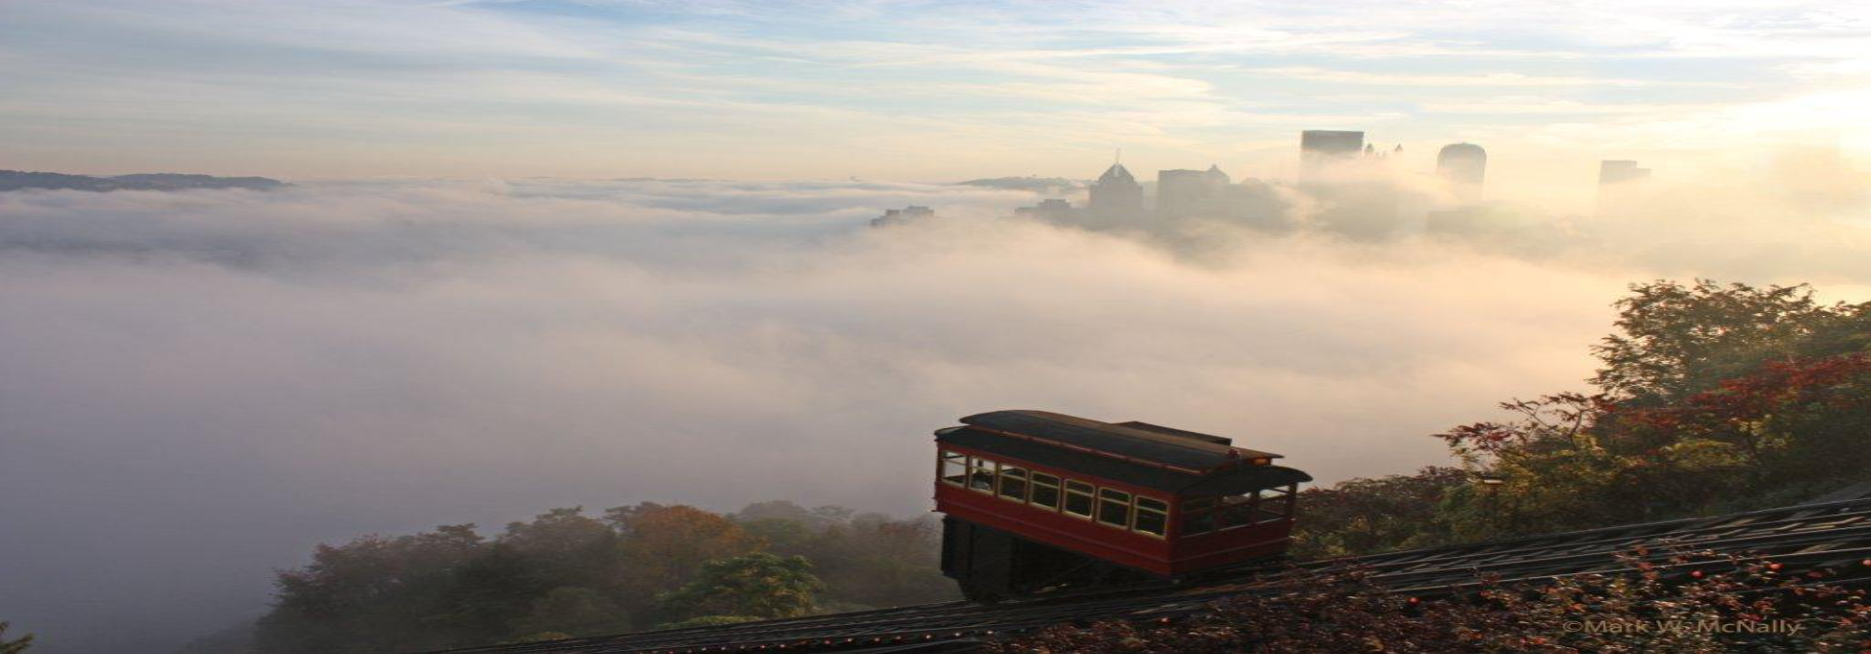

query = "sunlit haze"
[5, 2, 1871, 201]
[2, 2, 1870, 654]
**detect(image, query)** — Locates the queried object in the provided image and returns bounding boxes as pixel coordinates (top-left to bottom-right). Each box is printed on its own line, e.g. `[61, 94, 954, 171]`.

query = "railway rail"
[438, 488, 1871, 654]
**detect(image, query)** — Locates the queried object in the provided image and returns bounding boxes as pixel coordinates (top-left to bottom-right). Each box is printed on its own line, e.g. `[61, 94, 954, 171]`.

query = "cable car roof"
[938, 410, 1310, 495]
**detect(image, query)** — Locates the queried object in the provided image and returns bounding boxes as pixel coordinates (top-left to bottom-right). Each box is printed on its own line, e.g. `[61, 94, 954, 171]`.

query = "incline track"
[438, 489, 1871, 654]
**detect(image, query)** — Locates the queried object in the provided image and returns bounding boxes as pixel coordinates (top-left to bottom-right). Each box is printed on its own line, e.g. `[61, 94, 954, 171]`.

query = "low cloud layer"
[1, 176, 1866, 652]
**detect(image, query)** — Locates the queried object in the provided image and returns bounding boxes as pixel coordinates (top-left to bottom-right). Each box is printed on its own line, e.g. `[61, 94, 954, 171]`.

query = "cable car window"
[1255, 486, 1293, 523]
[1133, 497, 1168, 537]
[1029, 473, 1061, 510]
[1063, 480, 1095, 518]
[1097, 488, 1132, 528]
[1217, 494, 1253, 530]
[967, 457, 997, 494]
[1182, 497, 1216, 535]
[939, 451, 967, 486]
[997, 466, 1028, 502]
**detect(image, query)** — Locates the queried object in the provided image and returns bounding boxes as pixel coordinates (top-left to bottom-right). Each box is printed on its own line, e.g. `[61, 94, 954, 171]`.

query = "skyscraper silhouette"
[1154, 164, 1230, 219]
[1087, 163, 1145, 223]
[1436, 143, 1487, 203]
[1300, 130, 1363, 184]
[1597, 160, 1652, 213]
[1598, 160, 1651, 186]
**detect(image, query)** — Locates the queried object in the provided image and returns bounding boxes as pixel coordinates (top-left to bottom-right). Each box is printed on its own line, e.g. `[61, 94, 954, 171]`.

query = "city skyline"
[3, 1, 1867, 191]
[6, 4, 1871, 654]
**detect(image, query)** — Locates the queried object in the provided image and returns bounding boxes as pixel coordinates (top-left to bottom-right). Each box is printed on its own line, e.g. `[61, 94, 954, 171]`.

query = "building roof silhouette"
[1097, 163, 1136, 184]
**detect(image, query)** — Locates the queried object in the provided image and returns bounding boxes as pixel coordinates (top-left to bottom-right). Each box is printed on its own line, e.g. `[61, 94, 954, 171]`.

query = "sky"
[2, 2, 1871, 654]
[2, 1, 1870, 193]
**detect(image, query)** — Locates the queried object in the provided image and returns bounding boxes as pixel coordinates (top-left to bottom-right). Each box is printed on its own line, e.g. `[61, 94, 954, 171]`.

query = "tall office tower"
[1437, 143, 1487, 203]
[1014, 198, 1076, 222]
[1087, 163, 1145, 221]
[1202, 164, 1231, 190]
[1156, 164, 1233, 219]
[1300, 130, 1364, 183]
[870, 205, 936, 228]
[1299, 130, 1404, 238]
[1597, 160, 1652, 212]
[1598, 160, 1651, 186]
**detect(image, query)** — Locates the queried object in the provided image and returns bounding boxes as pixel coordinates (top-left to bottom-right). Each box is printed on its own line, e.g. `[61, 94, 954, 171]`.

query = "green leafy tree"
[815, 514, 957, 608]
[246, 502, 961, 652]
[499, 507, 623, 596]
[1290, 281, 1871, 555]
[435, 543, 549, 644]
[1591, 279, 1861, 404]
[510, 587, 631, 640]
[610, 504, 765, 602]
[654, 553, 825, 624]
[255, 524, 488, 654]
[1289, 467, 1468, 558]
[0, 621, 33, 654]
[1418, 280, 1871, 544]
[735, 503, 956, 609]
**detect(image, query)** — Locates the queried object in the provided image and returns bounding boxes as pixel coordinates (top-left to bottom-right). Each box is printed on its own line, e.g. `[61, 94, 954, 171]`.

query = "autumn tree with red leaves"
[1296, 280, 1871, 554]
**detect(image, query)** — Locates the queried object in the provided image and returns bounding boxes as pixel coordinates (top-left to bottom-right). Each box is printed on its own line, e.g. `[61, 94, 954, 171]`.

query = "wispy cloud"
[0, 0, 1866, 185]
[1251, 67, 1731, 89]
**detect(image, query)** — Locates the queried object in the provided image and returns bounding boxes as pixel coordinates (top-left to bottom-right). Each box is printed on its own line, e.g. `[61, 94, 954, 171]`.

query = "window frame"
[1132, 496, 1168, 538]
[943, 453, 1206, 540]
[1217, 493, 1254, 531]
[938, 450, 967, 487]
[1029, 472, 1062, 511]
[1254, 485, 1294, 523]
[1063, 480, 1096, 519]
[1096, 488, 1134, 529]
[967, 456, 998, 494]
[1180, 497, 1217, 536]
[996, 465, 1029, 503]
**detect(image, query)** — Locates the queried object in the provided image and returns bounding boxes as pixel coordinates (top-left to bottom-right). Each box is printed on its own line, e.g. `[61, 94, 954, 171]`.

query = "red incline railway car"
[933, 410, 1312, 601]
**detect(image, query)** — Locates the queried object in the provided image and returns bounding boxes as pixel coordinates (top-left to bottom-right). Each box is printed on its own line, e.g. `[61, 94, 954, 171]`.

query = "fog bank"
[1, 176, 1865, 652]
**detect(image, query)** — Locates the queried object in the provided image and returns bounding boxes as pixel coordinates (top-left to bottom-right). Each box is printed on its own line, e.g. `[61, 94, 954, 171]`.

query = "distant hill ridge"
[0, 170, 287, 192]
[955, 176, 1082, 193]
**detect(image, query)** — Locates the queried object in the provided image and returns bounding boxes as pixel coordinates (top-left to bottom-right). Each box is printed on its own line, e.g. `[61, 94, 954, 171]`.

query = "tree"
[1412, 280, 1871, 545]
[654, 553, 825, 624]
[510, 586, 631, 640]
[733, 501, 835, 528]
[611, 504, 764, 599]
[1290, 467, 1468, 558]
[433, 543, 546, 645]
[1622, 353, 1871, 493]
[243, 501, 957, 652]
[734, 503, 955, 609]
[1591, 279, 1858, 404]
[255, 524, 488, 654]
[0, 622, 32, 654]
[499, 507, 622, 592]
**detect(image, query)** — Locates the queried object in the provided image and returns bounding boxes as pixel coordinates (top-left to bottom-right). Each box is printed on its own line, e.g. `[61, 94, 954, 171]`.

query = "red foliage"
[1433, 392, 1617, 458]
[1624, 354, 1871, 433]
